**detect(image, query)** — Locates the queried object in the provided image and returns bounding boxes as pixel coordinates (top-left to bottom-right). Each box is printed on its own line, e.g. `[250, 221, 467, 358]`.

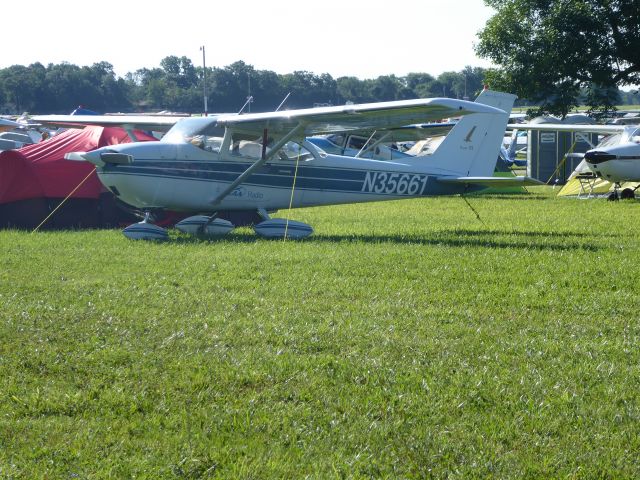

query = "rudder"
[414, 90, 516, 177]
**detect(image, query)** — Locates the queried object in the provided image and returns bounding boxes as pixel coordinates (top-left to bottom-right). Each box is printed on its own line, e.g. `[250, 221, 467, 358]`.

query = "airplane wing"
[1, 117, 25, 133]
[31, 114, 187, 132]
[507, 123, 626, 135]
[0, 117, 22, 128]
[216, 99, 504, 138]
[32, 98, 500, 142]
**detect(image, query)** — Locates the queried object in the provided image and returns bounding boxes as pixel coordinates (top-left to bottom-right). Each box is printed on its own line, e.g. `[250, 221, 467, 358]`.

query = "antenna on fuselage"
[275, 92, 291, 112]
[238, 96, 254, 114]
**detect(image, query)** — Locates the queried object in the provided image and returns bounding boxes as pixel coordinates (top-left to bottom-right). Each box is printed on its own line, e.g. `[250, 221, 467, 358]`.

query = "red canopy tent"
[0, 126, 157, 229]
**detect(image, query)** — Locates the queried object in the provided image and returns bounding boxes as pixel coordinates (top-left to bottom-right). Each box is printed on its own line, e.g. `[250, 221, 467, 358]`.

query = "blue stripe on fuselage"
[101, 159, 465, 196]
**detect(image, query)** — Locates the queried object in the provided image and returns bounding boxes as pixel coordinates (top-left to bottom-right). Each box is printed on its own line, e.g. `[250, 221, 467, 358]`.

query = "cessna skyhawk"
[35, 90, 540, 240]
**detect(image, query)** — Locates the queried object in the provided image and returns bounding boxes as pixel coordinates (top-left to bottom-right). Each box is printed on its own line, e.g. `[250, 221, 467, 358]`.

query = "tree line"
[0, 59, 491, 115]
[0, 57, 637, 117]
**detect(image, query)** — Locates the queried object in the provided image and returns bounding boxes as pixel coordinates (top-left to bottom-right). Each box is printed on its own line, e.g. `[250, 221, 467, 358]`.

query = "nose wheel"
[608, 183, 621, 201]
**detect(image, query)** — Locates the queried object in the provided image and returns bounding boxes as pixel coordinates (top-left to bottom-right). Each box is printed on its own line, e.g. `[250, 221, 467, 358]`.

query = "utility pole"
[200, 46, 208, 116]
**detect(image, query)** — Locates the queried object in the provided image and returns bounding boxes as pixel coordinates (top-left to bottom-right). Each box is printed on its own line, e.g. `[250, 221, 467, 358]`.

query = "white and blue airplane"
[34, 90, 541, 240]
[507, 122, 640, 200]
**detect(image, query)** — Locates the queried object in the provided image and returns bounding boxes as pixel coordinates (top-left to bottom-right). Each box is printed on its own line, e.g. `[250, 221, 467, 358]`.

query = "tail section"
[411, 90, 516, 177]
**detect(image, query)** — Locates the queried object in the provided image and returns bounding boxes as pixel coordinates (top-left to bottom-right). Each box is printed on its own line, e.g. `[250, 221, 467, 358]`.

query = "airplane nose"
[584, 150, 617, 165]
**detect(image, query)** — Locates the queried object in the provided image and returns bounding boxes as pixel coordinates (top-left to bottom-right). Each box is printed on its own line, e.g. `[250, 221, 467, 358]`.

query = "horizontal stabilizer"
[437, 176, 544, 187]
[507, 123, 625, 135]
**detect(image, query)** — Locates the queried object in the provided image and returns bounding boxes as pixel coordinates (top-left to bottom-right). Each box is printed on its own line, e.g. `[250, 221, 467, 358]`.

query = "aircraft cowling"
[585, 144, 640, 183]
[584, 150, 617, 165]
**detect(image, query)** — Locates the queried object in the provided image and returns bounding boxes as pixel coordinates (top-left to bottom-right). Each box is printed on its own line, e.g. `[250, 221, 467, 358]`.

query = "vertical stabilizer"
[416, 90, 516, 177]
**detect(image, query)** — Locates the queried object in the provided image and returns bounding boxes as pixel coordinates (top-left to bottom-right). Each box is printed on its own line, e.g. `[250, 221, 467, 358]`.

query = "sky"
[3, 0, 496, 79]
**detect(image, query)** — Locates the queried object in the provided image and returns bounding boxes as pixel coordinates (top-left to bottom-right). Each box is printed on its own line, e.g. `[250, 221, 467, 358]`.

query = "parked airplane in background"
[0, 117, 21, 132]
[507, 122, 640, 199]
[306, 122, 455, 161]
[583, 126, 640, 199]
[34, 90, 540, 240]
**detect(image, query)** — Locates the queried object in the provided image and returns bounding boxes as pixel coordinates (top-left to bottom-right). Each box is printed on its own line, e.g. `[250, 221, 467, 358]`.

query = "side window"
[327, 134, 345, 147]
[276, 142, 314, 162]
[346, 135, 368, 150]
[189, 135, 224, 152]
[231, 140, 264, 159]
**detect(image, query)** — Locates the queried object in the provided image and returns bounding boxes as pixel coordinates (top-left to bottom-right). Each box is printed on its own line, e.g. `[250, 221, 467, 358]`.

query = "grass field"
[1, 188, 639, 478]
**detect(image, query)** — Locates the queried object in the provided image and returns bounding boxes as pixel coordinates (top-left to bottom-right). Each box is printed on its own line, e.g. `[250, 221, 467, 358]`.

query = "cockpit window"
[597, 133, 621, 148]
[188, 134, 224, 152]
[347, 136, 368, 150]
[162, 117, 226, 152]
[277, 142, 314, 161]
[306, 136, 343, 155]
[162, 117, 224, 144]
[327, 134, 345, 147]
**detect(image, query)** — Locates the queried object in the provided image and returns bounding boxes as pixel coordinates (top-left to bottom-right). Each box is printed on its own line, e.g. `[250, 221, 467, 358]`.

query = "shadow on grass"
[171, 229, 599, 252]
[465, 194, 552, 201]
[449, 228, 594, 238]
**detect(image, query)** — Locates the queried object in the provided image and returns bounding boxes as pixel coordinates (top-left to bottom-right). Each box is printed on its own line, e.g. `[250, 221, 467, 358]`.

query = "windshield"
[306, 136, 343, 155]
[597, 133, 621, 148]
[162, 117, 224, 144]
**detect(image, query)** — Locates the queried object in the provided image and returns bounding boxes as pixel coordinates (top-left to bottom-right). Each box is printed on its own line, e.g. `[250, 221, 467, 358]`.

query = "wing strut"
[356, 131, 392, 158]
[209, 123, 306, 210]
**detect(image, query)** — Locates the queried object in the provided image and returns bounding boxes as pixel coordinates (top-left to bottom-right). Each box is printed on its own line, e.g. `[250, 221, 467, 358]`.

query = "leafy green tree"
[210, 61, 255, 112]
[476, 0, 640, 117]
[250, 69, 287, 111]
[370, 75, 402, 101]
[281, 71, 338, 108]
[336, 76, 372, 103]
[583, 84, 621, 118]
[161, 56, 198, 89]
[0, 64, 46, 113]
[460, 66, 487, 99]
[437, 71, 463, 98]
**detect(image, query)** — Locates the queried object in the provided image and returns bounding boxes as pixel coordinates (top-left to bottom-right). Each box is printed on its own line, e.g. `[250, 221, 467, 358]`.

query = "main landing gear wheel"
[122, 212, 169, 240]
[175, 215, 235, 237]
[620, 188, 635, 200]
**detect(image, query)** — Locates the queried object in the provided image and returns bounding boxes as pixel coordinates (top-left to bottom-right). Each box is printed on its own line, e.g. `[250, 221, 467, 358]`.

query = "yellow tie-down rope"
[283, 149, 302, 241]
[31, 166, 97, 233]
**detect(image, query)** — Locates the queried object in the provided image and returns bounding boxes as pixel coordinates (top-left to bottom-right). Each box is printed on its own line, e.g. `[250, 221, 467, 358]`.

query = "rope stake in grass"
[284, 149, 302, 241]
[462, 194, 485, 225]
[32, 166, 97, 233]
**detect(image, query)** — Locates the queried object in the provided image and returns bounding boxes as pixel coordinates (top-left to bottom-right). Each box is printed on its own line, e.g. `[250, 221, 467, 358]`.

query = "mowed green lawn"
[1, 189, 639, 478]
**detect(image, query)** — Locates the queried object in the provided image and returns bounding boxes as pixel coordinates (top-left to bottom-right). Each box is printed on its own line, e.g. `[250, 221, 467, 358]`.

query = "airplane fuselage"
[93, 140, 474, 213]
